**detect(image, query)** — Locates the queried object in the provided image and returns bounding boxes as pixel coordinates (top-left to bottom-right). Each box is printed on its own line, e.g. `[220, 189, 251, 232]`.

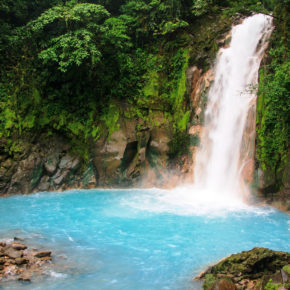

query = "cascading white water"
[126, 14, 274, 215]
[193, 14, 273, 203]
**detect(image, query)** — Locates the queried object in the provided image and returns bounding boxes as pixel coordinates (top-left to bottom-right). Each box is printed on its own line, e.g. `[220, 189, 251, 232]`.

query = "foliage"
[256, 2, 289, 187]
[192, 0, 212, 16]
[0, 0, 287, 162]
[203, 274, 217, 290]
[265, 279, 280, 290]
[282, 265, 290, 275]
[168, 131, 190, 159]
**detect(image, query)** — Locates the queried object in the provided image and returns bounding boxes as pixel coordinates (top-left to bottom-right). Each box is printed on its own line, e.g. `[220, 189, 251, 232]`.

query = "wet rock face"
[0, 239, 53, 284]
[0, 136, 85, 195]
[0, 109, 174, 194]
[196, 247, 290, 290]
[93, 115, 172, 187]
[255, 151, 290, 212]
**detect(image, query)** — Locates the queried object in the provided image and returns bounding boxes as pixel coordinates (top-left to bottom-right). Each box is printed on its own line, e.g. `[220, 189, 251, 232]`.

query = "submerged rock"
[0, 239, 54, 285]
[34, 251, 51, 258]
[5, 247, 23, 259]
[195, 247, 290, 289]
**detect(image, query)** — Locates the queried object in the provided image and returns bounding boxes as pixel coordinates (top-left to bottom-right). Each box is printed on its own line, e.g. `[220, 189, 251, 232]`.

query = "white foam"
[193, 14, 273, 200]
[47, 270, 68, 279]
[121, 188, 273, 217]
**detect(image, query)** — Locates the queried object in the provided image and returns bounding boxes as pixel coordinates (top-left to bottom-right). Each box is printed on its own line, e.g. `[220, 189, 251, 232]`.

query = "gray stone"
[44, 154, 59, 176]
[281, 269, 289, 283]
[5, 247, 23, 259]
[38, 176, 50, 191]
[53, 170, 70, 186]
[59, 155, 74, 169]
[70, 158, 80, 171]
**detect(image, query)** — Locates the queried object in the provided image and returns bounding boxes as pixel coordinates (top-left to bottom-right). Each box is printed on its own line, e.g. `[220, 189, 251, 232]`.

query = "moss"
[255, 4, 289, 195]
[70, 139, 90, 164]
[190, 134, 200, 146]
[282, 265, 290, 275]
[170, 48, 189, 110]
[82, 162, 95, 187]
[100, 104, 120, 139]
[256, 68, 265, 126]
[168, 131, 190, 159]
[31, 164, 43, 189]
[265, 279, 280, 290]
[209, 248, 290, 279]
[187, 14, 232, 71]
[203, 274, 217, 290]
[201, 248, 290, 290]
[143, 70, 159, 99]
[176, 110, 190, 131]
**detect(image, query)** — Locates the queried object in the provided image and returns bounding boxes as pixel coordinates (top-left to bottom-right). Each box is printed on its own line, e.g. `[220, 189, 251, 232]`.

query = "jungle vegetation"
[0, 0, 288, 178]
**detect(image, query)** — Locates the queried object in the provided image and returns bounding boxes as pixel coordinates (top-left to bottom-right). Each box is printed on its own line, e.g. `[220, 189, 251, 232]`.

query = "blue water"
[0, 189, 289, 290]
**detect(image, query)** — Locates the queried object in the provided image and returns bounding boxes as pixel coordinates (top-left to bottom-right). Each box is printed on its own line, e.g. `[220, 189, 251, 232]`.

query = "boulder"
[206, 248, 289, 279]
[11, 242, 27, 251]
[197, 248, 290, 290]
[34, 251, 51, 258]
[44, 153, 59, 176]
[0, 239, 55, 283]
[53, 169, 70, 186]
[5, 247, 23, 259]
[38, 175, 50, 191]
[59, 154, 80, 171]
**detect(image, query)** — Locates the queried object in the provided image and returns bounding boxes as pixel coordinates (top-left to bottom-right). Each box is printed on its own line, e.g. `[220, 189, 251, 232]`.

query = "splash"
[191, 14, 273, 204]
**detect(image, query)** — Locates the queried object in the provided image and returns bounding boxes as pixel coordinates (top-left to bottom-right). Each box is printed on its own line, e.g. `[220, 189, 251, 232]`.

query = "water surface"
[0, 189, 289, 290]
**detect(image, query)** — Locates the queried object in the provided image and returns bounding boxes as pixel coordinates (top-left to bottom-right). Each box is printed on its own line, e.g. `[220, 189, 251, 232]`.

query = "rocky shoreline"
[195, 247, 290, 290]
[0, 238, 53, 284]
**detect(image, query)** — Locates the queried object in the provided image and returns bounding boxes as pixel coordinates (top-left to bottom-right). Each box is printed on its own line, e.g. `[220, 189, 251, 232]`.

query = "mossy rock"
[204, 274, 218, 290]
[210, 248, 290, 280]
[198, 248, 290, 289]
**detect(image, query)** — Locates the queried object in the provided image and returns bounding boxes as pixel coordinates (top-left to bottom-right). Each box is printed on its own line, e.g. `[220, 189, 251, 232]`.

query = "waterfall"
[193, 14, 273, 203]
